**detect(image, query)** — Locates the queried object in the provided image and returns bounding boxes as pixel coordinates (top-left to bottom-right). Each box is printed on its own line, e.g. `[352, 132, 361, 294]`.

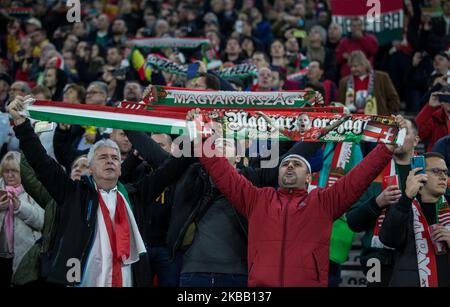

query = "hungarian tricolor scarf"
[309, 142, 362, 263]
[98, 188, 130, 287]
[80, 182, 146, 287]
[411, 196, 450, 287]
[371, 159, 397, 249]
[23, 88, 405, 144]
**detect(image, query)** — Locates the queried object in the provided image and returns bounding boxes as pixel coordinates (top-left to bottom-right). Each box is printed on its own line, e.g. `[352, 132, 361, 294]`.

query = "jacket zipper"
[77, 200, 96, 286]
[279, 191, 293, 287]
[77, 221, 96, 286]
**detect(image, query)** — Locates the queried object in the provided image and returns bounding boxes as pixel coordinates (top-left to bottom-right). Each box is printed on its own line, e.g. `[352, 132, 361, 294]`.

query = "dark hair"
[269, 38, 285, 58]
[435, 51, 450, 61]
[45, 68, 69, 101]
[253, 51, 270, 64]
[31, 85, 52, 99]
[199, 73, 221, 90]
[270, 65, 287, 82]
[304, 80, 326, 97]
[309, 60, 325, 71]
[64, 83, 86, 103]
[424, 152, 446, 161]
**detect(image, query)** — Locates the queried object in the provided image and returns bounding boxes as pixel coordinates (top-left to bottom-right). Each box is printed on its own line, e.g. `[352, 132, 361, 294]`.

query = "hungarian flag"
[330, 0, 403, 46]
[361, 121, 398, 143]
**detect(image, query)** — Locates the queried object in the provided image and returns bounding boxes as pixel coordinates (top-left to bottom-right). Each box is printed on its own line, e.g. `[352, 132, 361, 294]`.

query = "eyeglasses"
[425, 168, 449, 177]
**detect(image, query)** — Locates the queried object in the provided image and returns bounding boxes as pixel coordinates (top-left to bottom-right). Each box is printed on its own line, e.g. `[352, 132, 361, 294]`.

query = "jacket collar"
[278, 187, 309, 197]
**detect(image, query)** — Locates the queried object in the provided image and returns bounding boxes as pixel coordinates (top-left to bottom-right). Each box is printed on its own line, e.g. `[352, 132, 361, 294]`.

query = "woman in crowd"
[0, 151, 44, 286]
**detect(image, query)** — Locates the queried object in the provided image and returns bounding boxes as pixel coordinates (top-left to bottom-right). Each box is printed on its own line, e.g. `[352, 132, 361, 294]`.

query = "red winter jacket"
[416, 104, 449, 152]
[335, 34, 379, 78]
[200, 144, 393, 287]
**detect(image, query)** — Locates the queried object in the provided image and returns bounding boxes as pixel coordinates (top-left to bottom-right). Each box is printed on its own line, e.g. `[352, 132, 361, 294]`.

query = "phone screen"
[187, 63, 200, 79]
[437, 94, 450, 104]
[411, 156, 426, 174]
[0, 190, 7, 199]
[112, 67, 128, 77]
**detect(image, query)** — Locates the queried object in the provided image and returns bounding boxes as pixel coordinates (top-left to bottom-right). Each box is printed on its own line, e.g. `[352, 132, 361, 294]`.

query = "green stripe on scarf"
[318, 143, 363, 263]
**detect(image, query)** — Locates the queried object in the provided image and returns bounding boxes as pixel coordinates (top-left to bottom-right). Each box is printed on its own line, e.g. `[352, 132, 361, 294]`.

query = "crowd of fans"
[0, 0, 449, 287]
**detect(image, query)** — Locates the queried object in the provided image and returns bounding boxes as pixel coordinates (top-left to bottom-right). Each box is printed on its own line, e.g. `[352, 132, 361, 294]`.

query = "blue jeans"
[149, 245, 183, 287]
[179, 272, 248, 287]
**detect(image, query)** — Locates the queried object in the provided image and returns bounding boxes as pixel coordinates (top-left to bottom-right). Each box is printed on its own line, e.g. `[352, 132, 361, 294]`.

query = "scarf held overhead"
[25, 99, 405, 143]
[145, 85, 320, 109]
[145, 53, 258, 80]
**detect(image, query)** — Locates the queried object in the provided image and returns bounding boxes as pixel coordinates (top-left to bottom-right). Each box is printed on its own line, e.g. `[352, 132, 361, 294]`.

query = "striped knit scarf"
[371, 159, 396, 249]
[345, 70, 377, 115]
[412, 196, 450, 287]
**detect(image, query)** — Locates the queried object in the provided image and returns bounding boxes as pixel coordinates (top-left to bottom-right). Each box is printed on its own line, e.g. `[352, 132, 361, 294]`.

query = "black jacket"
[53, 124, 106, 171]
[379, 194, 450, 286]
[121, 132, 324, 261]
[15, 120, 192, 286]
[167, 140, 324, 259]
[121, 131, 174, 247]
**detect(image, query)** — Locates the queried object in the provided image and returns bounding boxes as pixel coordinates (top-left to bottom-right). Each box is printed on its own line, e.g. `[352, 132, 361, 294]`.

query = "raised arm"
[380, 167, 428, 249]
[13, 118, 76, 205]
[134, 155, 194, 204]
[124, 130, 170, 169]
[316, 143, 393, 221]
[200, 155, 261, 218]
[20, 153, 55, 209]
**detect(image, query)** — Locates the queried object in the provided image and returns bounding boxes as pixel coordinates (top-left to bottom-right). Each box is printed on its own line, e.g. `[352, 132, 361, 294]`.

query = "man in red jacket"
[416, 92, 450, 151]
[336, 17, 379, 78]
[189, 110, 406, 286]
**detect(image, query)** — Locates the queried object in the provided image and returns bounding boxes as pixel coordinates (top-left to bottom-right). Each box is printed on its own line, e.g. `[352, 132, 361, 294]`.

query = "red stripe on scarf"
[97, 191, 130, 287]
[412, 199, 439, 287]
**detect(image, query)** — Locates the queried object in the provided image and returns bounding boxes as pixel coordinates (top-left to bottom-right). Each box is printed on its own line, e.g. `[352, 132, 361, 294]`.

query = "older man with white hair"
[6, 95, 193, 287]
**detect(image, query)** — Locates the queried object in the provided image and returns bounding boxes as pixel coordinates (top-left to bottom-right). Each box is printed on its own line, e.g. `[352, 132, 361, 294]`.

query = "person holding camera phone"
[379, 153, 450, 287]
[0, 151, 44, 287]
[416, 91, 450, 151]
[347, 119, 420, 286]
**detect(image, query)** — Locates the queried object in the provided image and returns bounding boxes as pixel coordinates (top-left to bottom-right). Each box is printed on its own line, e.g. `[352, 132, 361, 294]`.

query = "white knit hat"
[280, 154, 312, 173]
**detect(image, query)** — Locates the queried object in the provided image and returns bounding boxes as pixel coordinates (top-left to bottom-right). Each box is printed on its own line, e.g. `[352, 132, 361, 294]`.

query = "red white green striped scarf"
[309, 142, 361, 263]
[371, 159, 396, 249]
[25, 99, 404, 144]
[412, 196, 450, 287]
